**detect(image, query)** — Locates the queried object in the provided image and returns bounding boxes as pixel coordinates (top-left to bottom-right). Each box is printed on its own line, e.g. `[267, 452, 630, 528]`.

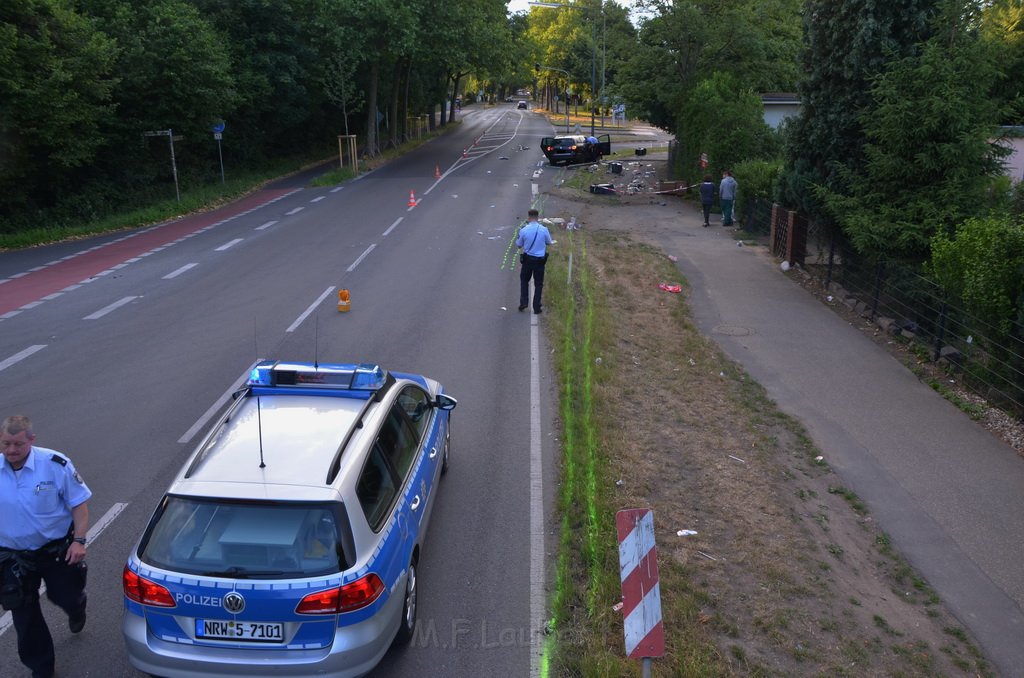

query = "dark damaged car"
[540, 134, 610, 166]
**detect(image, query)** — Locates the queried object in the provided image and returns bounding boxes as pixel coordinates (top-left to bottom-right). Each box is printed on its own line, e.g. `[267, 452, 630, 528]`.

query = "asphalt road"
[0, 104, 560, 677]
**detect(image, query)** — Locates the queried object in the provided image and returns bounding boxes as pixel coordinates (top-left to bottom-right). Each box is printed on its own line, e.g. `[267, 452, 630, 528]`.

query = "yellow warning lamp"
[337, 289, 351, 312]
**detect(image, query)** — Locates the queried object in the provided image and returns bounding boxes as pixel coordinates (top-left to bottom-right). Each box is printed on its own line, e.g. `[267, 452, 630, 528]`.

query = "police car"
[122, 361, 456, 677]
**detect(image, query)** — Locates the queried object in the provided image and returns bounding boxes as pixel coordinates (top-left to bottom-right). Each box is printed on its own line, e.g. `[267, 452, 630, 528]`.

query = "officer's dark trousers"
[11, 555, 86, 677]
[519, 256, 547, 312]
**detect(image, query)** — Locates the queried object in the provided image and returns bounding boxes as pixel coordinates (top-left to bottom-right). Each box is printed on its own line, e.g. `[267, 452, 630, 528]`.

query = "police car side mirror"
[433, 394, 458, 411]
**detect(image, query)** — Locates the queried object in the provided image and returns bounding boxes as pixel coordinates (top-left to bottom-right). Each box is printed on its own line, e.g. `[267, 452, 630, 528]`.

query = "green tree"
[678, 72, 776, 183]
[189, 0, 316, 158]
[617, 0, 801, 135]
[0, 0, 117, 213]
[930, 213, 1024, 408]
[778, 0, 939, 215]
[980, 0, 1024, 125]
[816, 2, 1011, 262]
[931, 214, 1024, 336]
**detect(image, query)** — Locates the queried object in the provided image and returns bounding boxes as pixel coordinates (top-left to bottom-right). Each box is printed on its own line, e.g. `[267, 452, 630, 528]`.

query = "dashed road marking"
[215, 239, 244, 252]
[83, 296, 138, 320]
[0, 345, 46, 372]
[163, 263, 198, 280]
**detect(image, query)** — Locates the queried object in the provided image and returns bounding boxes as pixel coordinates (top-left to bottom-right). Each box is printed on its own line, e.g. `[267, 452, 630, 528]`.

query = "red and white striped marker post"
[616, 508, 665, 677]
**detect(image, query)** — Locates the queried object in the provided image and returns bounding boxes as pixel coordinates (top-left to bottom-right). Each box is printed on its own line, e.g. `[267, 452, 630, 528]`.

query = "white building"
[760, 93, 800, 130]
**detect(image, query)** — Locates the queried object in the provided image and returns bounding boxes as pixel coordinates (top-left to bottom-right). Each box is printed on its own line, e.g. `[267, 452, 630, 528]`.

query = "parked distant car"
[505, 96, 514, 103]
[517, 101, 528, 110]
[540, 134, 611, 165]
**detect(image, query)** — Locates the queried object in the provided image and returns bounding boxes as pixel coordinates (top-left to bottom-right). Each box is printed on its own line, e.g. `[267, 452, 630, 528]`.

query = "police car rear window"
[138, 497, 353, 579]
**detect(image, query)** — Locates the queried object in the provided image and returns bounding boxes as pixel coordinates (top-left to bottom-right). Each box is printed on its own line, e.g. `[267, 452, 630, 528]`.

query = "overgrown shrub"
[733, 158, 782, 220]
[930, 213, 1024, 411]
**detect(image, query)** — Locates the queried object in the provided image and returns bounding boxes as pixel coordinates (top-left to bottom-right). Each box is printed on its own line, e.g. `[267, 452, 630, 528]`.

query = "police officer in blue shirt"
[0, 415, 91, 678]
[515, 209, 553, 314]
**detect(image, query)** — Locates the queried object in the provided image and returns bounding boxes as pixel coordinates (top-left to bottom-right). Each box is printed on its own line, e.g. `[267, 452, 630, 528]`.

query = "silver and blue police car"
[122, 361, 456, 677]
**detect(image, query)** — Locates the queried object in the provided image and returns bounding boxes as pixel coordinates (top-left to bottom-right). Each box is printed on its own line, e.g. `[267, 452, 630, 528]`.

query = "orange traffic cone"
[337, 289, 351, 312]
[408, 190, 416, 207]
[434, 165, 441, 179]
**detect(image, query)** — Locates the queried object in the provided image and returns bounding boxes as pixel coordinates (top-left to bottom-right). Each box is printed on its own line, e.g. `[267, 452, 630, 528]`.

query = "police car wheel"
[394, 559, 418, 644]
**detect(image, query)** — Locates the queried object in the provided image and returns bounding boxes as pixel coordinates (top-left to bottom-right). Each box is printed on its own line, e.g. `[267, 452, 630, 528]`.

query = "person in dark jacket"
[698, 175, 716, 227]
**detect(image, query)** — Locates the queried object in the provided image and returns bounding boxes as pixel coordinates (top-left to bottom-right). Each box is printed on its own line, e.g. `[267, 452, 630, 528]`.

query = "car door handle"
[410, 495, 421, 511]
[428, 446, 438, 459]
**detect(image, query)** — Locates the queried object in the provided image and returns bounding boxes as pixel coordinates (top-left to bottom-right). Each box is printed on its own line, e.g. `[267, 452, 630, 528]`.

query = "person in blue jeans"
[516, 209, 553, 314]
[719, 170, 738, 226]
[698, 174, 716, 227]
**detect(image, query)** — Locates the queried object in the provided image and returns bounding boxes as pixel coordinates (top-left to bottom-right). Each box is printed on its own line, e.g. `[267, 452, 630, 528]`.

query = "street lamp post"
[530, 1, 604, 137]
[536, 63, 572, 132]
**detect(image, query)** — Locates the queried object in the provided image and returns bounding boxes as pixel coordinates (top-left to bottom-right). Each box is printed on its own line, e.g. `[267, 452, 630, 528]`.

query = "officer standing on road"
[516, 209, 553, 314]
[0, 415, 91, 678]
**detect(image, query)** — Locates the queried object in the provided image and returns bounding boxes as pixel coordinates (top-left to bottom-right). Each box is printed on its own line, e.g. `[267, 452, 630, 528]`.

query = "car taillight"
[546, 146, 553, 151]
[123, 565, 176, 607]
[296, 573, 385, 615]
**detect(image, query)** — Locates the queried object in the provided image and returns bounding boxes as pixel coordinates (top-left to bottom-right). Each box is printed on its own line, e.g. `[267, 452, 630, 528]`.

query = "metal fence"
[739, 197, 773, 235]
[793, 217, 1024, 417]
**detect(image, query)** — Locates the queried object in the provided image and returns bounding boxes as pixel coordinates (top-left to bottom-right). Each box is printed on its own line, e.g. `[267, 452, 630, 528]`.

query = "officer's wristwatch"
[73, 537, 87, 545]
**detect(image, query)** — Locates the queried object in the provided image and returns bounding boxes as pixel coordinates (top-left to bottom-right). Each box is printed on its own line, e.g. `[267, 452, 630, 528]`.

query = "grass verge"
[541, 231, 732, 676]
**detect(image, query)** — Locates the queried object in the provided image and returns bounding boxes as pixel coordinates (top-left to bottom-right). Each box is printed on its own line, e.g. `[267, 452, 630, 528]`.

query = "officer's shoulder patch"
[73, 470, 84, 484]
[50, 454, 68, 466]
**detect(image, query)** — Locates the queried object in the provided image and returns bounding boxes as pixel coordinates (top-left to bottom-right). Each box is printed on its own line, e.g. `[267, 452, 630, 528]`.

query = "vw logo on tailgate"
[222, 591, 246, 614]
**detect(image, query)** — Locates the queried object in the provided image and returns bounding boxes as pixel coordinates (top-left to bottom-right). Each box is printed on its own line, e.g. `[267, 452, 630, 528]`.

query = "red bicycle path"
[0, 188, 297, 316]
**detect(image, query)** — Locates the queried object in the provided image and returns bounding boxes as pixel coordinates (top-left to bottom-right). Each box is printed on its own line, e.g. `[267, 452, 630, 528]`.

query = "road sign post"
[616, 508, 665, 677]
[212, 122, 226, 184]
[143, 129, 183, 201]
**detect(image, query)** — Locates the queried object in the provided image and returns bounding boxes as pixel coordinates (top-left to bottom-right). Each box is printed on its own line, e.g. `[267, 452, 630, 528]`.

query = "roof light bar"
[247, 361, 387, 391]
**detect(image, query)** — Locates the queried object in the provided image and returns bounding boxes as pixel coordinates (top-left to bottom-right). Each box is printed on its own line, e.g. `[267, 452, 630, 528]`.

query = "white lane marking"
[285, 207, 304, 215]
[178, 361, 259, 444]
[255, 220, 278, 231]
[0, 501, 130, 638]
[1, 190, 305, 325]
[532, 183, 539, 197]
[346, 244, 376, 272]
[287, 286, 336, 333]
[330, 186, 344, 193]
[529, 313, 544, 678]
[215, 238, 244, 252]
[163, 263, 198, 279]
[311, 196, 325, 203]
[425, 113, 526, 196]
[0, 345, 46, 372]
[383, 218, 403, 237]
[83, 296, 138, 320]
